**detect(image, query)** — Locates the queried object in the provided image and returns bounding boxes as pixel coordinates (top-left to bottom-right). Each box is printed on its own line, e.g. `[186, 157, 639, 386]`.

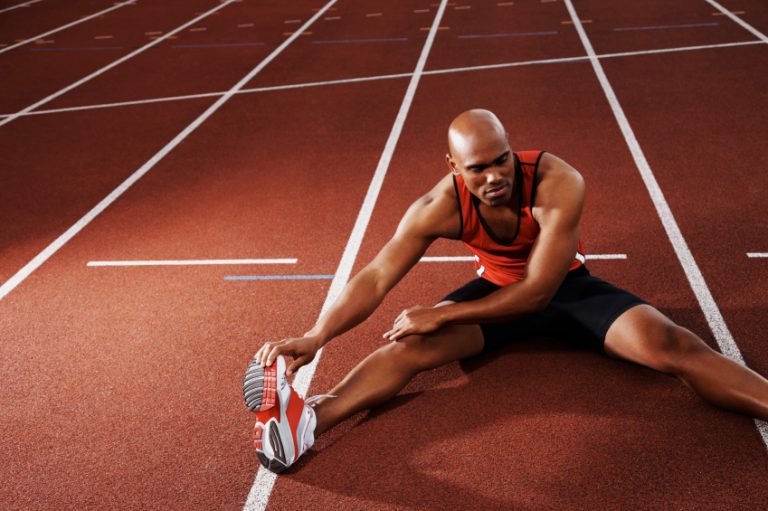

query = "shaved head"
[447, 109, 508, 162]
[445, 109, 516, 206]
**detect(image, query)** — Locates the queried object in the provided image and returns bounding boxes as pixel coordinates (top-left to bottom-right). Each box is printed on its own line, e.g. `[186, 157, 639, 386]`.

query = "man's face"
[449, 135, 515, 207]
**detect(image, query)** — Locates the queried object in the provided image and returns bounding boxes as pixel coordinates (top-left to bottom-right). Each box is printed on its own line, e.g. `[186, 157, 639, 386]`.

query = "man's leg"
[313, 319, 484, 435]
[604, 304, 768, 420]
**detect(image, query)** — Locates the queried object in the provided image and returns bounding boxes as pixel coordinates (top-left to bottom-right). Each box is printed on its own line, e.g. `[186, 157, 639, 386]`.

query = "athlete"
[242, 109, 768, 473]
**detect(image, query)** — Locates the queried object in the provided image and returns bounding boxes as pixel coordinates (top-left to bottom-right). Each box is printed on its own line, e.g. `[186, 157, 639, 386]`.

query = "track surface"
[2, 1, 767, 509]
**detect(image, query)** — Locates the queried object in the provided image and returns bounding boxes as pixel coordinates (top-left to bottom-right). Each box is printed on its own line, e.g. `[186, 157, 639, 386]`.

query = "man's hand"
[254, 335, 323, 376]
[383, 306, 444, 341]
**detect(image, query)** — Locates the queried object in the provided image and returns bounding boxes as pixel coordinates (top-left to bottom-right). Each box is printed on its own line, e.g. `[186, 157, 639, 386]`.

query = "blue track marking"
[613, 22, 719, 32]
[458, 31, 558, 39]
[312, 37, 408, 44]
[224, 275, 335, 281]
[171, 42, 266, 48]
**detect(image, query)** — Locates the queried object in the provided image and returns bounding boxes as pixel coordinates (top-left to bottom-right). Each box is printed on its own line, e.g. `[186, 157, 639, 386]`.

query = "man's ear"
[445, 153, 459, 175]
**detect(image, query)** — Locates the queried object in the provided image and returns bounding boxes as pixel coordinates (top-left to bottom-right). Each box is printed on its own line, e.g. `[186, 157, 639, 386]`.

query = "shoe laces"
[299, 394, 337, 454]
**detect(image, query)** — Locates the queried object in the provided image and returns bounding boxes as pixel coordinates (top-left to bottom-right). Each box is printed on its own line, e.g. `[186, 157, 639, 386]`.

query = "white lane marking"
[0, 0, 133, 55]
[237, 22, 254, 28]
[585, 253, 627, 260]
[324, 15, 340, 20]
[707, 0, 768, 43]
[0, 0, 338, 302]
[93, 35, 114, 40]
[414, 9, 430, 13]
[421, 256, 475, 262]
[283, 19, 302, 24]
[564, 0, 768, 448]
[747, 253, 768, 258]
[87, 259, 297, 267]
[189, 27, 207, 32]
[366, 12, 382, 17]
[242, 1, 449, 510]
[419, 254, 627, 262]
[0, 0, 43, 14]
[144, 30, 163, 36]
[2, 39, 760, 121]
[0, 0, 237, 128]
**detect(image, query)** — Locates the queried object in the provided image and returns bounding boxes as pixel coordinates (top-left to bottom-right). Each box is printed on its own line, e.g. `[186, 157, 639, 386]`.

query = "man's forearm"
[436, 279, 549, 325]
[304, 269, 387, 345]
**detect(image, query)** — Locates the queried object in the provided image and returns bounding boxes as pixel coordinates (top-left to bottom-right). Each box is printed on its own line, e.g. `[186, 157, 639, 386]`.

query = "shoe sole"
[256, 422, 289, 474]
[243, 356, 296, 473]
[243, 358, 278, 412]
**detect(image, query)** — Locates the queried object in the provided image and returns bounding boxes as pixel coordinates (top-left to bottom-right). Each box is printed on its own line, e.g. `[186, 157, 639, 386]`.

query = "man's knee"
[653, 324, 712, 374]
[374, 335, 432, 373]
[373, 324, 483, 373]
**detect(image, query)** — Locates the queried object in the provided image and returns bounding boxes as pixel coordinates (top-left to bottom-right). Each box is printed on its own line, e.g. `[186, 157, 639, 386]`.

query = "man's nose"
[486, 169, 502, 183]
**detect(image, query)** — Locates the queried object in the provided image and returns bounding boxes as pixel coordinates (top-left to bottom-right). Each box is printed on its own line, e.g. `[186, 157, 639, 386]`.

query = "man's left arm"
[384, 154, 584, 340]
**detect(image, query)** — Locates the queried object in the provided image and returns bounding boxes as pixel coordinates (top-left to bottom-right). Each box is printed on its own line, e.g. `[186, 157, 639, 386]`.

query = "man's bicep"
[525, 216, 580, 292]
[525, 166, 584, 297]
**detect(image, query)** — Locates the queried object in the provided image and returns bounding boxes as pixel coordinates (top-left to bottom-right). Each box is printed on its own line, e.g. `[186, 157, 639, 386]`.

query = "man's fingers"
[286, 355, 309, 376]
[266, 343, 285, 368]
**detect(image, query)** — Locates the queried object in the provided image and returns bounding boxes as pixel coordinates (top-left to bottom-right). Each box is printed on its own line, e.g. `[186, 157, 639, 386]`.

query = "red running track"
[2, 0, 768, 509]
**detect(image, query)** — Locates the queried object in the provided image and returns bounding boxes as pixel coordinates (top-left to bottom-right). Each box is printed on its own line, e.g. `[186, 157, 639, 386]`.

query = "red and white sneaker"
[243, 355, 332, 473]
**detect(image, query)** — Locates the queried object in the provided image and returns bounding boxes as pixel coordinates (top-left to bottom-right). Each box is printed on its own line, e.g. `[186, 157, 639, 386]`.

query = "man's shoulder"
[531, 152, 585, 222]
[536, 152, 583, 185]
[403, 173, 460, 239]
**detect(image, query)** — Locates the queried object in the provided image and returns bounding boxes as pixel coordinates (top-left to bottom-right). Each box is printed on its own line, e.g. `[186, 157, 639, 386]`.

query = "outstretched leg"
[313, 319, 484, 435]
[604, 304, 768, 420]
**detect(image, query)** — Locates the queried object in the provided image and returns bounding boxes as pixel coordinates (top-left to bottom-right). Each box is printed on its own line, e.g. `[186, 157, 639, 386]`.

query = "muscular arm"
[257, 180, 460, 371]
[385, 154, 584, 338]
[305, 178, 460, 346]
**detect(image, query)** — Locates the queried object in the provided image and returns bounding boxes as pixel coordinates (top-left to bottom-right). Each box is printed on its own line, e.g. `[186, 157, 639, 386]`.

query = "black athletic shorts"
[439, 266, 645, 354]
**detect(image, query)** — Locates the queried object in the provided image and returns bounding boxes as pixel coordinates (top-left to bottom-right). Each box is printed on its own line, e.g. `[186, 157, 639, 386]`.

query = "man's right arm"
[255, 179, 459, 374]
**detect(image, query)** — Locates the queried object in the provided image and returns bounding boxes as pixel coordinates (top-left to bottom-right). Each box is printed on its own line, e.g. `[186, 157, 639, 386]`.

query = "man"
[243, 109, 768, 473]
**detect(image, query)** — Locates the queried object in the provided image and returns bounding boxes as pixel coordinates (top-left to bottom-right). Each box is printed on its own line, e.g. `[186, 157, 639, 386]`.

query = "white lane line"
[2, 39, 760, 121]
[707, 0, 768, 43]
[585, 253, 627, 260]
[747, 253, 768, 258]
[421, 256, 475, 262]
[0, 0, 237, 128]
[0, 72, 413, 118]
[87, 259, 297, 267]
[0, 0, 43, 14]
[242, 1, 449, 510]
[564, 0, 768, 448]
[366, 12, 382, 17]
[0, 0, 133, 55]
[0, 0, 338, 302]
[237, 22, 254, 28]
[419, 254, 627, 262]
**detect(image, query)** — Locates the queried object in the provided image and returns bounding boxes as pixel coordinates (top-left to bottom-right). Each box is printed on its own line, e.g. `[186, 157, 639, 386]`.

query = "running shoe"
[243, 355, 328, 473]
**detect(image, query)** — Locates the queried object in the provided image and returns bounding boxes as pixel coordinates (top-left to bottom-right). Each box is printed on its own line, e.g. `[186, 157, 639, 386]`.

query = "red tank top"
[453, 150, 585, 286]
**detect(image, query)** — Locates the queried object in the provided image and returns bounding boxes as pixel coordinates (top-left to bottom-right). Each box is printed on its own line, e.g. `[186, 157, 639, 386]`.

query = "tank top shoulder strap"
[452, 172, 473, 241]
[515, 150, 546, 208]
